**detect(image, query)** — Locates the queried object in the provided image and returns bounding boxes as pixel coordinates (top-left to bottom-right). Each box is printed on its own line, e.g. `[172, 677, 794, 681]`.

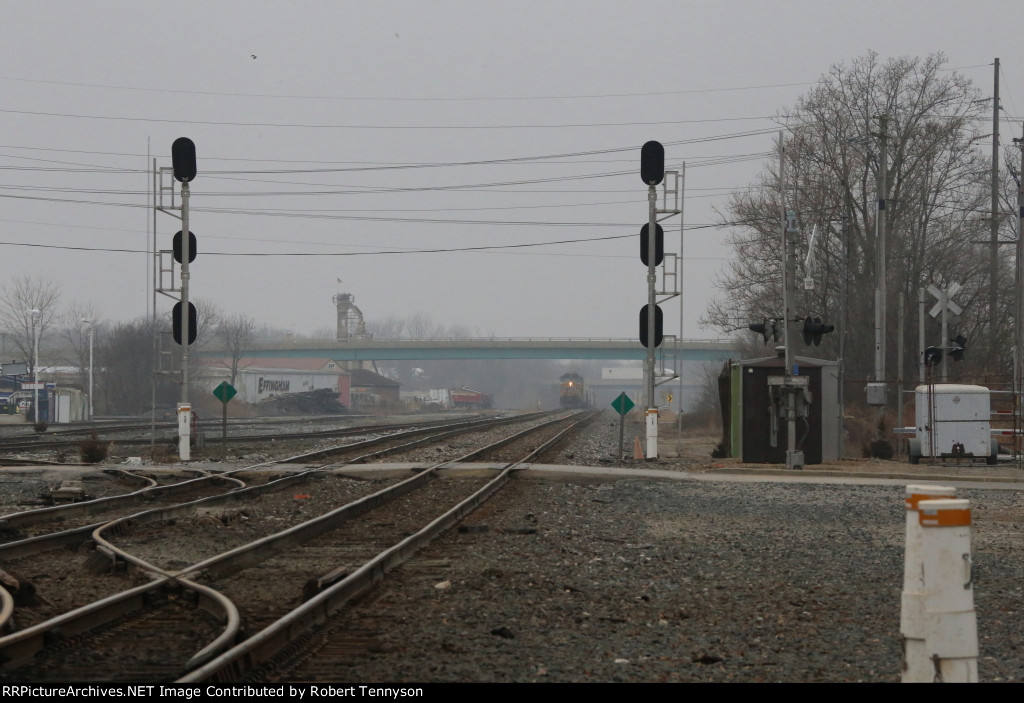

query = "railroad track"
[0, 410, 551, 564]
[0, 469, 246, 544]
[0, 410, 595, 680]
[0, 412, 549, 544]
[187, 409, 598, 683]
[0, 413, 489, 454]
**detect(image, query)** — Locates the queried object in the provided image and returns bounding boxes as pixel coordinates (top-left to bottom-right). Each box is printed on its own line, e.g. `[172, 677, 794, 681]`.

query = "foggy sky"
[0, 1, 1021, 342]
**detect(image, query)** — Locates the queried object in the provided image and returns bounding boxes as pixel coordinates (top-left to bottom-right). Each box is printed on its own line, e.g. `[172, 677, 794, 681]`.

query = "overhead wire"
[0, 128, 780, 170]
[0, 73, 818, 102]
[1, 67, 1003, 260]
[0, 220, 732, 257]
[0, 106, 777, 130]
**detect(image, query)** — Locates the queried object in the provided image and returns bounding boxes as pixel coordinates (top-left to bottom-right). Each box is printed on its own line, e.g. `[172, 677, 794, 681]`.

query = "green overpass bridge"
[210, 338, 739, 364]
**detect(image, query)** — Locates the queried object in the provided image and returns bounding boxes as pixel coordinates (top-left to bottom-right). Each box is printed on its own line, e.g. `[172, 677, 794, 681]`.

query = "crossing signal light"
[748, 318, 780, 345]
[171, 137, 197, 183]
[639, 304, 663, 348]
[172, 301, 198, 346]
[949, 334, 966, 362]
[640, 141, 665, 186]
[640, 223, 664, 266]
[801, 316, 834, 346]
[924, 346, 943, 367]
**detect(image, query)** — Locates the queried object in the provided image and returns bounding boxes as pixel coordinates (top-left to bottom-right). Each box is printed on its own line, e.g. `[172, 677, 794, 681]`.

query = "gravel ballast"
[2, 412, 1022, 683]
[287, 476, 1023, 683]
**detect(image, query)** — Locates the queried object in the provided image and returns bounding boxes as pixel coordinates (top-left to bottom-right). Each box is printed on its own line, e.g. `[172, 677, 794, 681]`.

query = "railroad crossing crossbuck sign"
[928, 282, 962, 321]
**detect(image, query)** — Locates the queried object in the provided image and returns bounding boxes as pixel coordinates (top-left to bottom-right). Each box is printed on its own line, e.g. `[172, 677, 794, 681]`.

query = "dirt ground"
[653, 424, 1024, 483]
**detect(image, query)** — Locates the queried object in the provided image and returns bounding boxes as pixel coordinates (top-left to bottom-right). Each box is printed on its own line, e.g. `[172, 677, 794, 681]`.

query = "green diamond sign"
[611, 392, 635, 416]
[213, 381, 237, 404]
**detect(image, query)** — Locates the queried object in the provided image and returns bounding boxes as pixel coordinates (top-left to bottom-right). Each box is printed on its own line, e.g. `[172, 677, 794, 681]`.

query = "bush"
[79, 433, 109, 464]
[863, 439, 894, 460]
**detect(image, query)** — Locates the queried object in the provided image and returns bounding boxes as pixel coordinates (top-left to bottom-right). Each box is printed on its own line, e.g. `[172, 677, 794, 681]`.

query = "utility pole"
[991, 58, 1001, 339]
[838, 186, 851, 458]
[778, 132, 804, 469]
[784, 211, 801, 468]
[1014, 125, 1024, 466]
[676, 162, 686, 446]
[874, 114, 889, 386]
[83, 319, 94, 421]
[898, 294, 905, 452]
[941, 293, 950, 383]
[29, 309, 40, 424]
[779, 133, 793, 355]
[919, 287, 926, 384]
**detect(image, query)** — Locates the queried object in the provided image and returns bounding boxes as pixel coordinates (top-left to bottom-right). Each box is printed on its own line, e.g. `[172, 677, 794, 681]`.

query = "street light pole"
[82, 319, 94, 421]
[29, 309, 40, 424]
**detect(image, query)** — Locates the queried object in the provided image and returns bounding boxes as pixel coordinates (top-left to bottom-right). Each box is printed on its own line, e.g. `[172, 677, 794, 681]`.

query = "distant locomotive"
[559, 373, 588, 409]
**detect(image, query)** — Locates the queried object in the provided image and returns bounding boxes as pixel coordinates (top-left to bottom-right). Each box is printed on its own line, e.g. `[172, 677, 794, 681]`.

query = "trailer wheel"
[908, 439, 922, 465]
[987, 438, 999, 466]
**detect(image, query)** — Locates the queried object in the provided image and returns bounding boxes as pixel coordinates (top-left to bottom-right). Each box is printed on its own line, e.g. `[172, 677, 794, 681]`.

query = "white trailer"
[908, 384, 998, 465]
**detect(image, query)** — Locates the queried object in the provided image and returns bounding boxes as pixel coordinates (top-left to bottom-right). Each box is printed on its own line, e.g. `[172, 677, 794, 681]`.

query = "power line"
[0, 106, 776, 130]
[2, 216, 734, 254]
[0, 73, 817, 102]
[0, 228, 726, 257]
[0, 128, 779, 166]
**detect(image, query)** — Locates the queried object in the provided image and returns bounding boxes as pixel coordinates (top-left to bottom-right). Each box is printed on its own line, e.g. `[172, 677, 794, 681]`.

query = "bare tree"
[97, 316, 177, 415]
[365, 315, 408, 340]
[0, 276, 61, 373]
[181, 297, 224, 397]
[216, 313, 257, 386]
[192, 297, 223, 351]
[703, 52, 1008, 387]
[405, 311, 444, 339]
[253, 323, 291, 341]
[59, 301, 102, 392]
[307, 326, 337, 340]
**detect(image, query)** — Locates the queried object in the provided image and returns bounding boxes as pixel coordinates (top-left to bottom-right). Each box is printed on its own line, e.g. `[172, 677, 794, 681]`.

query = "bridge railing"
[268, 336, 734, 345]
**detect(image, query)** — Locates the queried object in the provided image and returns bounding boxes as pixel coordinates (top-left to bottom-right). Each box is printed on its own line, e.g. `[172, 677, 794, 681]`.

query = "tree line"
[702, 52, 1021, 401]
[0, 276, 262, 416]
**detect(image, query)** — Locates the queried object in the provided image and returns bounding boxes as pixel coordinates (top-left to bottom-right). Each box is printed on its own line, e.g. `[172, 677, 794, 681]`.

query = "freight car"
[450, 387, 492, 409]
[559, 373, 588, 409]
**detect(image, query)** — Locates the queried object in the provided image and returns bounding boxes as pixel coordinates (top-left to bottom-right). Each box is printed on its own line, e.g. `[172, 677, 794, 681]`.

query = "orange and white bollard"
[901, 484, 957, 683]
[918, 498, 979, 683]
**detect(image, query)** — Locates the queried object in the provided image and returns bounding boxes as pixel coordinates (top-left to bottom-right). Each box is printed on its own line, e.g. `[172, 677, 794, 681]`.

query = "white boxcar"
[909, 384, 997, 465]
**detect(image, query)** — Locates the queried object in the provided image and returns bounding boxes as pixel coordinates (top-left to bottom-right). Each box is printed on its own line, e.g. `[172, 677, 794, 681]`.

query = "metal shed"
[725, 355, 840, 465]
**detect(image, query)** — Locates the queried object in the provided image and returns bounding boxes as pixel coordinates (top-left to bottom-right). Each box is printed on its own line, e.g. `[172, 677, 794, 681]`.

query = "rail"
[178, 411, 597, 682]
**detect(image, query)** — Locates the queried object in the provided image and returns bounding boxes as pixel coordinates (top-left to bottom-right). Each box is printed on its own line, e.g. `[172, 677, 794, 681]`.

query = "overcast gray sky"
[1, 0, 1021, 341]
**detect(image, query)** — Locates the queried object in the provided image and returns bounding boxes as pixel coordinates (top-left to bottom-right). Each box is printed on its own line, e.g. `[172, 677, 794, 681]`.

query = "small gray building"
[722, 355, 841, 465]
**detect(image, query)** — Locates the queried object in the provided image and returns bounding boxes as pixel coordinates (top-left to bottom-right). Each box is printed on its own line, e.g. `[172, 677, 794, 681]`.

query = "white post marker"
[918, 498, 978, 683]
[901, 484, 957, 683]
[645, 409, 658, 459]
[177, 404, 192, 460]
